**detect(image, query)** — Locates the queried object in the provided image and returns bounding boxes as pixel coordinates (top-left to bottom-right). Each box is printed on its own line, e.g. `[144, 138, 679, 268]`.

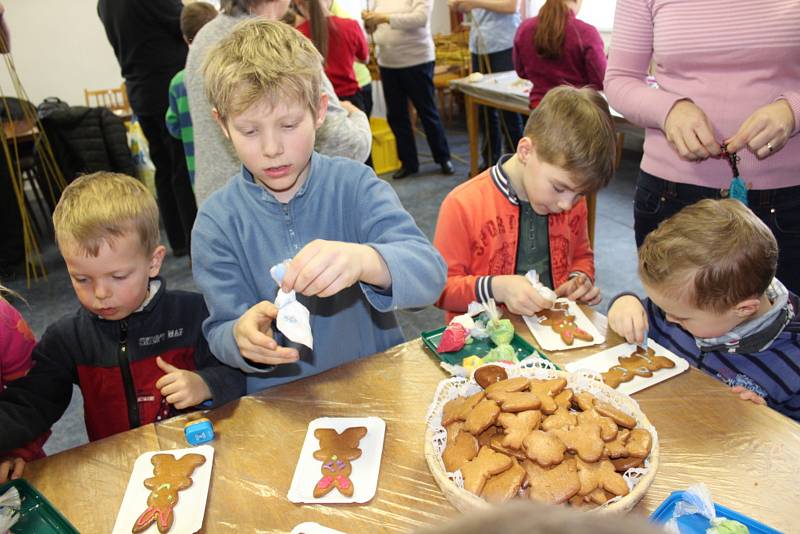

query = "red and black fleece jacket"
[0, 279, 246, 450]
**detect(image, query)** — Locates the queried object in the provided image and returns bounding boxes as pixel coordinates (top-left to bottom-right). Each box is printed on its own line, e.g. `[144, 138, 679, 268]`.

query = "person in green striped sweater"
[166, 2, 218, 186]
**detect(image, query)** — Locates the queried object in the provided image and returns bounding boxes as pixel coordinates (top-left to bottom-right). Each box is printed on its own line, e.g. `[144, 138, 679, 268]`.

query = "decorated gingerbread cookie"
[132, 453, 206, 534]
[601, 346, 676, 388]
[312, 427, 368, 498]
[536, 302, 594, 346]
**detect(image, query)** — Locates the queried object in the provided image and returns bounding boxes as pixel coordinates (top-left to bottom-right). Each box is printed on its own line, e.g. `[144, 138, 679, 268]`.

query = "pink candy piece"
[436, 323, 468, 353]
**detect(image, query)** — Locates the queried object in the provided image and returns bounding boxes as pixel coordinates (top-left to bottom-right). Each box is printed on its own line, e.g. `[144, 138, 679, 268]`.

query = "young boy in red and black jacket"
[0, 172, 245, 458]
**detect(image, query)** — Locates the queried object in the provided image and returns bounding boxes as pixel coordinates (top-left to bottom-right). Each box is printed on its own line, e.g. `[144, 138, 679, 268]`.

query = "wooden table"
[23, 309, 799, 533]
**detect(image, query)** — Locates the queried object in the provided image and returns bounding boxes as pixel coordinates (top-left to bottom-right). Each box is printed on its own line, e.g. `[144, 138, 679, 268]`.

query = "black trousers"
[135, 112, 196, 254]
[380, 61, 450, 171]
[471, 48, 525, 168]
[634, 170, 800, 294]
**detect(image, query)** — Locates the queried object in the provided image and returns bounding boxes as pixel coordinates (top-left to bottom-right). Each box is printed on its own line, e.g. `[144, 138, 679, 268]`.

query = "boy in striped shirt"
[609, 199, 800, 421]
[166, 2, 218, 186]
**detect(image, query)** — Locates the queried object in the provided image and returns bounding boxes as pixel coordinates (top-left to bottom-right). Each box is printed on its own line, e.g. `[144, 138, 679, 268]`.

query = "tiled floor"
[2, 120, 645, 455]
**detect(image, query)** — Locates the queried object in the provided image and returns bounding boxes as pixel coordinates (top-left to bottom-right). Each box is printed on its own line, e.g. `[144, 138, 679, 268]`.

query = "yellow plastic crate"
[370, 117, 401, 176]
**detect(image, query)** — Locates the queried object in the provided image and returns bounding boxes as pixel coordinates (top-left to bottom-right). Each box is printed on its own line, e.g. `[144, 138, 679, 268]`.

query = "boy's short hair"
[523, 86, 616, 192]
[181, 2, 218, 44]
[203, 19, 322, 121]
[639, 199, 778, 313]
[53, 172, 160, 256]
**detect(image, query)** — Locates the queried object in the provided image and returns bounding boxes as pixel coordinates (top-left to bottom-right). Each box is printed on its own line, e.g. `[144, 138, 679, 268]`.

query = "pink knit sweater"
[605, 0, 800, 189]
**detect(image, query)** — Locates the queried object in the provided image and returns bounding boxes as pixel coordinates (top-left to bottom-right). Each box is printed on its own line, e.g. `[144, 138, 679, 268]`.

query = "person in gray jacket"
[185, 0, 372, 205]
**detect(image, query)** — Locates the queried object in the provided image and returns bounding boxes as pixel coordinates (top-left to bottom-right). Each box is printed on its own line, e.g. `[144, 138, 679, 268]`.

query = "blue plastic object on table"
[184, 417, 215, 446]
[649, 490, 782, 534]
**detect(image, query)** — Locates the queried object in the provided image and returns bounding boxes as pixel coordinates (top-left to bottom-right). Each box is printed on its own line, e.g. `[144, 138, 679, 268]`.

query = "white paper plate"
[565, 339, 690, 395]
[523, 298, 605, 351]
[112, 445, 214, 534]
[287, 416, 385, 504]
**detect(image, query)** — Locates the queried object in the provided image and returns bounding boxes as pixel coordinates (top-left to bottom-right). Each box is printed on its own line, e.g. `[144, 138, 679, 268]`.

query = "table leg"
[465, 94, 478, 176]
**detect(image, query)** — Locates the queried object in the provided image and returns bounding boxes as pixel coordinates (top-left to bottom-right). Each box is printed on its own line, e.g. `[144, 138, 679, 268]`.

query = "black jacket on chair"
[40, 105, 136, 182]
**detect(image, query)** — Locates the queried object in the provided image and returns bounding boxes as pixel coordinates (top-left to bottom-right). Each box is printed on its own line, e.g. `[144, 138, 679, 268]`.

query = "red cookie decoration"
[437, 323, 469, 353]
[313, 427, 368, 498]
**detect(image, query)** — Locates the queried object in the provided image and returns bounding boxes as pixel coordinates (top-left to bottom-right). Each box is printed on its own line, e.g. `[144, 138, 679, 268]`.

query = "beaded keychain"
[721, 144, 748, 206]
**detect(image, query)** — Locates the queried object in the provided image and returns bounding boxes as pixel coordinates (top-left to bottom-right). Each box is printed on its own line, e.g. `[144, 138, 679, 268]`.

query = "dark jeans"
[634, 170, 800, 294]
[136, 112, 197, 254]
[380, 61, 451, 171]
[0, 154, 23, 273]
[471, 48, 525, 168]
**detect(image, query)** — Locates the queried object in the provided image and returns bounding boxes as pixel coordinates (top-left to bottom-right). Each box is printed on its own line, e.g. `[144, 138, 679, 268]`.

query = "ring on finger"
[767, 141, 774, 153]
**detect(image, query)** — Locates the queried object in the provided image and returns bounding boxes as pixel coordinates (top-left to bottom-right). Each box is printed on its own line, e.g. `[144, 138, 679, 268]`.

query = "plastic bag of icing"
[0, 485, 21, 533]
[270, 261, 313, 349]
[663, 484, 749, 534]
[525, 270, 557, 306]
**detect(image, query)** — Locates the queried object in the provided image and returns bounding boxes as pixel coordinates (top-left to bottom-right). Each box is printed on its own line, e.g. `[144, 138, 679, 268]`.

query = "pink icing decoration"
[335, 475, 351, 489]
[317, 476, 334, 489]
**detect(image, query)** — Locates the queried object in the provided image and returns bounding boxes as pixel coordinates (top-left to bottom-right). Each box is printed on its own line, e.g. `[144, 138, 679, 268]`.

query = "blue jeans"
[634, 170, 800, 294]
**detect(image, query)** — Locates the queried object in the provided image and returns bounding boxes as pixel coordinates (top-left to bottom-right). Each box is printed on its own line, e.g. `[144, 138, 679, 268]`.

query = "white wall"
[0, 0, 123, 106]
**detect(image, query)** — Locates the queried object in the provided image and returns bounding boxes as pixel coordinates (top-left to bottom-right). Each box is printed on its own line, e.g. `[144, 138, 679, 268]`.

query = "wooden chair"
[433, 31, 470, 126]
[84, 83, 131, 120]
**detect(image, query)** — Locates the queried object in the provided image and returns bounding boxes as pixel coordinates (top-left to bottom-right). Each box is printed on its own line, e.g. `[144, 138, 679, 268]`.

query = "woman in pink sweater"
[605, 0, 800, 293]
[513, 0, 606, 109]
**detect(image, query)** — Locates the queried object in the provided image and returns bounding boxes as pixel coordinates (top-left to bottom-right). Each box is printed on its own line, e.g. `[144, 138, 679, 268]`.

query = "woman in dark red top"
[296, 0, 369, 100]
[512, 0, 606, 109]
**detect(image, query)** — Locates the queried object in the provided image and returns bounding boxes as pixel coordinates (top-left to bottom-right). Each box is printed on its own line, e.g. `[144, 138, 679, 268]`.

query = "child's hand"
[731, 385, 768, 406]
[234, 301, 300, 365]
[608, 295, 648, 344]
[282, 239, 390, 297]
[492, 275, 554, 316]
[155, 357, 212, 410]
[555, 273, 601, 305]
[0, 456, 25, 483]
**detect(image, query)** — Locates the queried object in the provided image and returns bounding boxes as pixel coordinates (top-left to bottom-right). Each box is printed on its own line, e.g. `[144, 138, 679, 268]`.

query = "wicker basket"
[424, 359, 659, 513]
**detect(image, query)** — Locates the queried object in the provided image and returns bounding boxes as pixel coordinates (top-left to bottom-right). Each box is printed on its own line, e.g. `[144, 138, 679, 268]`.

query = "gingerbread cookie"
[573, 391, 596, 412]
[497, 410, 541, 450]
[576, 458, 629, 497]
[485, 377, 530, 398]
[489, 433, 528, 461]
[312, 426, 368, 498]
[132, 453, 206, 534]
[523, 430, 566, 467]
[528, 378, 567, 414]
[442, 391, 485, 426]
[461, 446, 513, 495]
[553, 423, 605, 462]
[626, 428, 652, 458]
[593, 401, 637, 429]
[602, 346, 676, 388]
[442, 431, 479, 472]
[523, 457, 581, 505]
[464, 399, 501, 435]
[482, 458, 526, 503]
[610, 455, 644, 472]
[491, 391, 541, 412]
[476, 424, 499, 447]
[575, 408, 618, 441]
[536, 302, 594, 345]
[473, 364, 509, 389]
[541, 407, 577, 431]
[603, 428, 630, 459]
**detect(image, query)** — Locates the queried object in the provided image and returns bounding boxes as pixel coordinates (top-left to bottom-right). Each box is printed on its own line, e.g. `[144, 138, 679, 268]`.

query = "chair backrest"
[84, 83, 131, 117]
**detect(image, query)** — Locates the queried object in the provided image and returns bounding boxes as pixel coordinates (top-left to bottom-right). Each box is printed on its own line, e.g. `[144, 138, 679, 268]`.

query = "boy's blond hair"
[523, 86, 616, 192]
[639, 199, 778, 313]
[203, 19, 322, 121]
[53, 172, 160, 256]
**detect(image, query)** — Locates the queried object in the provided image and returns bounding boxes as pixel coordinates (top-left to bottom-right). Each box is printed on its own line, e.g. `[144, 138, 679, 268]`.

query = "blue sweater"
[192, 152, 447, 393]
[641, 294, 800, 422]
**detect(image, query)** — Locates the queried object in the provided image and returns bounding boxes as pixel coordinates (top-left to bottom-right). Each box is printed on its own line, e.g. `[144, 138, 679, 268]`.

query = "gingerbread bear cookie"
[312, 426, 368, 498]
[482, 458, 526, 503]
[523, 457, 581, 505]
[132, 453, 206, 534]
[536, 302, 594, 345]
[497, 410, 541, 450]
[461, 446, 514, 495]
[602, 346, 676, 388]
[442, 431, 479, 472]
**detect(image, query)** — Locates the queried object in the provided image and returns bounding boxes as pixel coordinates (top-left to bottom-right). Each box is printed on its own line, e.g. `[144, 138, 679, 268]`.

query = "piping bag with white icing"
[270, 260, 313, 349]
